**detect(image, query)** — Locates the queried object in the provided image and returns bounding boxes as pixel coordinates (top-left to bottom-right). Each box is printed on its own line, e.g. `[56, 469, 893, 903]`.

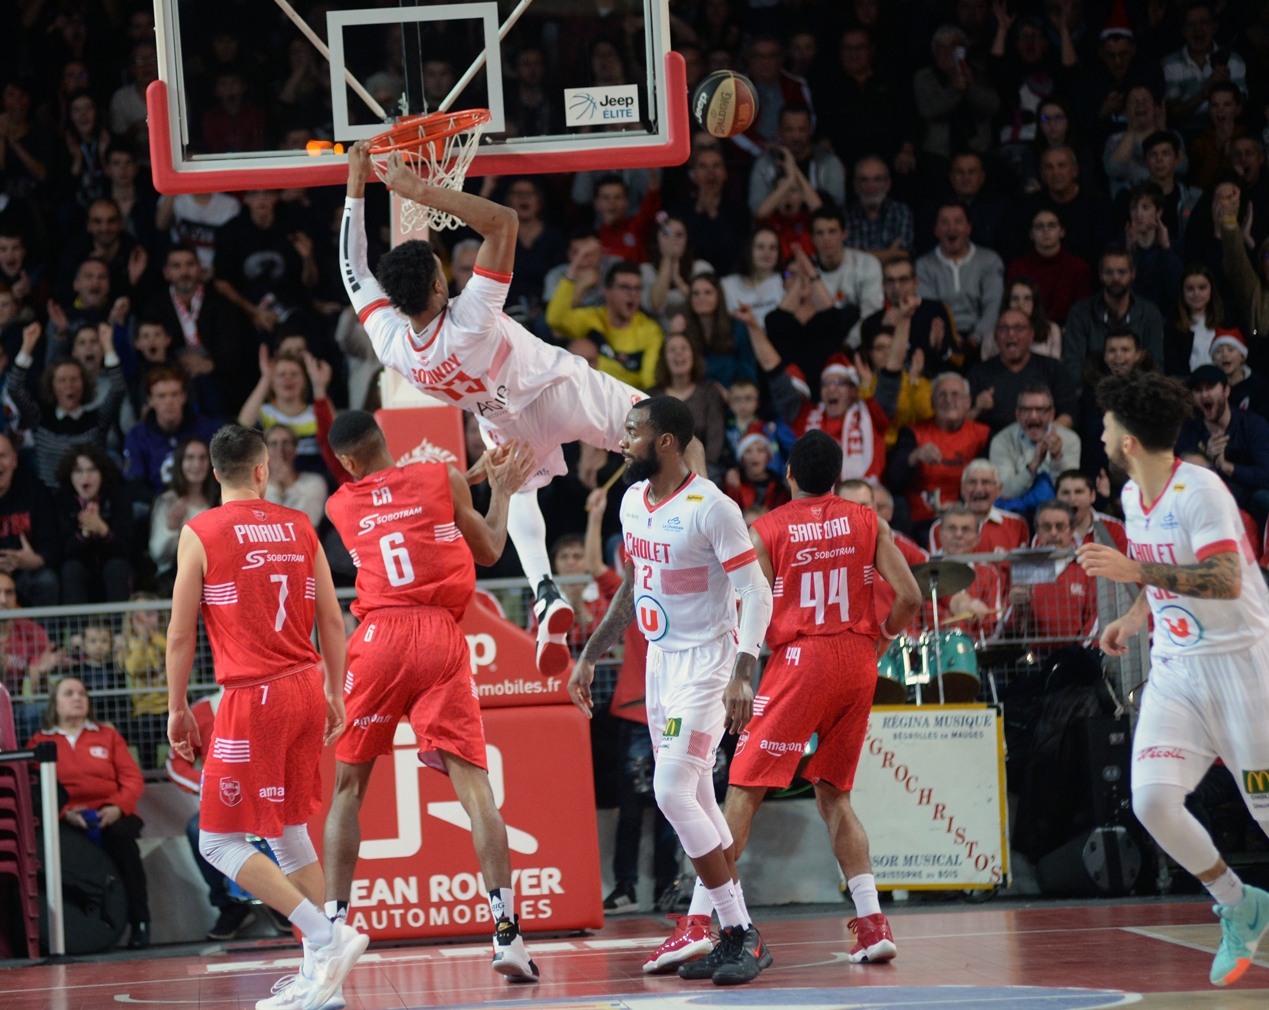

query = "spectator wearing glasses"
[860, 254, 958, 369]
[748, 105, 845, 218]
[885, 371, 990, 529]
[1006, 208, 1091, 326]
[1007, 500, 1096, 642]
[547, 260, 664, 392]
[929, 459, 1030, 554]
[969, 308, 1077, 433]
[989, 383, 1081, 502]
[844, 156, 914, 266]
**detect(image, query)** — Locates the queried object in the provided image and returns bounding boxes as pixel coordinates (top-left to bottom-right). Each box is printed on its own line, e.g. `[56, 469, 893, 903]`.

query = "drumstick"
[585, 463, 627, 511]
[945, 607, 1005, 622]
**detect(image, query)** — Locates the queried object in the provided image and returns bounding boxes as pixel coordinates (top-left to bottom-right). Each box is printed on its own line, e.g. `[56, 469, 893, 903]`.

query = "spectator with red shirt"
[929, 458, 1030, 553]
[584, 486, 679, 914]
[1009, 500, 1096, 642]
[1055, 469, 1127, 553]
[593, 173, 661, 263]
[886, 372, 991, 529]
[725, 428, 790, 513]
[1006, 207, 1093, 324]
[200, 71, 267, 154]
[28, 676, 150, 947]
[929, 504, 1005, 638]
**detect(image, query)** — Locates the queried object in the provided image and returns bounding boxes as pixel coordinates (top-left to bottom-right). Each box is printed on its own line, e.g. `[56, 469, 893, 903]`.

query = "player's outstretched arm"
[166, 527, 206, 762]
[1077, 542, 1242, 600]
[380, 151, 517, 276]
[874, 517, 923, 645]
[313, 546, 347, 746]
[570, 560, 635, 717]
[447, 439, 537, 566]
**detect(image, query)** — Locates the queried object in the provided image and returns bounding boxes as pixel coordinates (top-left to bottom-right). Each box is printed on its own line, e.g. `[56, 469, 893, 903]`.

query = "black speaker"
[1036, 825, 1142, 896]
[1070, 714, 1134, 827]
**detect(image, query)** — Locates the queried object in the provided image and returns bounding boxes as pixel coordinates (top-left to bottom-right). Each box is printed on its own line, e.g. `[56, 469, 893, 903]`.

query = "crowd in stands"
[7, 0, 1269, 928]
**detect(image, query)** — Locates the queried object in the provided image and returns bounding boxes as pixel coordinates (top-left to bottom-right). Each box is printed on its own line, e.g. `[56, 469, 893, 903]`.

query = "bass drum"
[920, 630, 982, 703]
[874, 636, 911, 705]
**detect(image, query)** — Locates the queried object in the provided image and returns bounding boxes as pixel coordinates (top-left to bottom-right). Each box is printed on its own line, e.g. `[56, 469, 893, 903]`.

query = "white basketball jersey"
[619, 473, 756, 653]
[341, 197, 577, 422]
[1122, 460, 1269, 658]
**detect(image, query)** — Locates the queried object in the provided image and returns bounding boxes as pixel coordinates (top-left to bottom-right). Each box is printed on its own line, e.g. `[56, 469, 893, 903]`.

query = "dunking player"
[339, 142, 702, 678]
[320, 411, 542, 981]
[166, 426, 366, 1010]
[1077, 372, 1269, 987]
[684, 431, 923, 964]
[568, 396, 774, 986]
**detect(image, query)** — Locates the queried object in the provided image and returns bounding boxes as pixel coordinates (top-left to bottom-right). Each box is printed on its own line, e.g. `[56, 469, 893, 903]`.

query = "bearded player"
[166, 426, 366, 1010]
[678, 431, 922, 964]
[339, 141, 702, 679]
[568, 396, 774, 986]
[1077, 372, 1269, 987]
[320, 411, 542, 981]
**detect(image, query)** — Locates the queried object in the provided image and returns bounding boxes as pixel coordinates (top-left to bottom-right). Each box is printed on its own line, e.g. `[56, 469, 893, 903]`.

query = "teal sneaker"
[1211, 884, 1269, 986]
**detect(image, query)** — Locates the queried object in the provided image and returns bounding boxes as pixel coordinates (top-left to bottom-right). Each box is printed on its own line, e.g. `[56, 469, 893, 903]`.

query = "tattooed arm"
[567, 559, 636, 717]
[1077, 543, 1242, 600]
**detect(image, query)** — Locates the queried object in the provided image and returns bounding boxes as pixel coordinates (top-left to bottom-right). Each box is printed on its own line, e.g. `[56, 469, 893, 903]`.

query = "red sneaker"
[848, 914, 897, 963]
[642, 914, 713, 974]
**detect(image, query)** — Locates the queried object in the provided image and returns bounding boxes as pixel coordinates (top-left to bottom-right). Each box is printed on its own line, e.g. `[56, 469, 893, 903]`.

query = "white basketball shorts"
[479, 358, 646, 492]
[1132, 638, 1269, 822]
[645, 630, 737, 770]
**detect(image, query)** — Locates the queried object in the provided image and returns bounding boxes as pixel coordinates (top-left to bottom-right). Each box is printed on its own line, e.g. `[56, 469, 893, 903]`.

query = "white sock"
[489, 886, 515, 921]
[507, 492, 552, 591]
[847, 873, 881, 918]
[688, 877, 713, 917]
[289, 899, 333, 946]
[324, 900, 347, 923]
[1206, 867, 1246, 908]
[705, 881, 744, 929]
[734, 880, 752, 927]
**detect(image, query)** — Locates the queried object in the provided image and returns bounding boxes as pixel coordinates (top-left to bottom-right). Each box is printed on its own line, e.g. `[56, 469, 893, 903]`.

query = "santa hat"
[821, 353, 860, 387]
[1211, 328, 1248, 358]
[785, 363, 811, 400]
[1101, 0, 1133, 39]
[736, 422, 772, 460]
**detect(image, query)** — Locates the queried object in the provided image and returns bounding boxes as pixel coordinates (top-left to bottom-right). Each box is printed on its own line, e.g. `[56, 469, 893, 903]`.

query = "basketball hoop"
[369, 109, 491, 235]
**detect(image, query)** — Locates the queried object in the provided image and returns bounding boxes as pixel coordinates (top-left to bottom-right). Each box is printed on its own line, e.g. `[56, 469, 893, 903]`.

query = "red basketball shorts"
[200, 665, 324, 837]
[336, 606, 487, 772]
[729, 631, 877, 792]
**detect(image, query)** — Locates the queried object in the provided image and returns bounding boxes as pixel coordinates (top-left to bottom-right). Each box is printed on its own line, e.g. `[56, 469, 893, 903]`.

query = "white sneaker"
[492, 916, 539, 982]
[255, 976, 344, 1010]
[255, 973, 319, 1010]
[302, 922, 368, 1010]
[533, 578, 573, 677]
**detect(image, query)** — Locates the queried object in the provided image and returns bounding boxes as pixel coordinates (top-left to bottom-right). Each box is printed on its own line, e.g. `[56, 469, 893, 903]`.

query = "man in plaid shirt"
[844, 156, 914, 266]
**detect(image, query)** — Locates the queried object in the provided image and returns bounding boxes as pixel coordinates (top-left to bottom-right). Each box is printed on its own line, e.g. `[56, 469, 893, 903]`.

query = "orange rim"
[368, 108, 492, 156]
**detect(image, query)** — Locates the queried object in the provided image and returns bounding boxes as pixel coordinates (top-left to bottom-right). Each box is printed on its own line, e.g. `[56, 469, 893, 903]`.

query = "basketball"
[691, 69, 758, 138]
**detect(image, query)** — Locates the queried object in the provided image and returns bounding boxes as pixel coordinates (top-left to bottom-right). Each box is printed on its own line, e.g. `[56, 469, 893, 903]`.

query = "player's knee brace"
[199, 830, 261, 882]
[653, 757, 721, 859]
[1132, 782, 1222, 874]
[264, 823, 319, 876]
[696, 769, 734, 850]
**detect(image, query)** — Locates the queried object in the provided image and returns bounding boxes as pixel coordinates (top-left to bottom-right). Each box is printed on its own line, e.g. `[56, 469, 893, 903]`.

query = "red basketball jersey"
[752, 494, 879, 648]
[186, 499, 322, 686]
[325, 462, 475, 622]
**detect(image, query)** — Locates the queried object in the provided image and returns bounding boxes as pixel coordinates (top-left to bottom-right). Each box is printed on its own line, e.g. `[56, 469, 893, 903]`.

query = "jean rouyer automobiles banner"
[851, 704, 1009, 890]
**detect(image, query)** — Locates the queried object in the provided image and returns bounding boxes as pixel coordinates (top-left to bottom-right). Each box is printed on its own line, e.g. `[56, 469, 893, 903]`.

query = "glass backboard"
[148, 0, 687, 194]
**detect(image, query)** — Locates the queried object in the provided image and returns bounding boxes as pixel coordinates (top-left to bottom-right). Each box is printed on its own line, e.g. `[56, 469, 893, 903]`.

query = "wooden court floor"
[3, 900, 1268, 1009]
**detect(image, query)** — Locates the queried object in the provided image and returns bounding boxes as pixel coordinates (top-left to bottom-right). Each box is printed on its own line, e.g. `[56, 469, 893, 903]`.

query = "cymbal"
[975, 642, 1028, 667]
[910, 560, 974, 598]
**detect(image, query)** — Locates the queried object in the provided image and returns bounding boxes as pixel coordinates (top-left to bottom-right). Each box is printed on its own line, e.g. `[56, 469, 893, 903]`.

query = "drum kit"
[874, 561, 1023, 706]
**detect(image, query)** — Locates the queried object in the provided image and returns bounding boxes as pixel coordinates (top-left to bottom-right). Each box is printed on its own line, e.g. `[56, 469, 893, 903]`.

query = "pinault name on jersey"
[233, 522, 300, 544]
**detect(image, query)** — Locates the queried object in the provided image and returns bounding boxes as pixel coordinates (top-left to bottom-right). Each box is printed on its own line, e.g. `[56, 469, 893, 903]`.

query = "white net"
[370, 112, 489, 235]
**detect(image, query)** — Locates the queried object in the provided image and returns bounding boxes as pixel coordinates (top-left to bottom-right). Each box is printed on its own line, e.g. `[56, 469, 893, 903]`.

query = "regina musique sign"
[851, 705, 1009, 890]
